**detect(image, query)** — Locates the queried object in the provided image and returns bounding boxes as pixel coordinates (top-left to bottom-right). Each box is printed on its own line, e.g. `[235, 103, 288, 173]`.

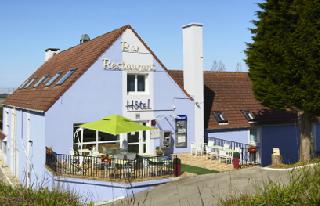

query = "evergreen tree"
[246, 0, 320, 161]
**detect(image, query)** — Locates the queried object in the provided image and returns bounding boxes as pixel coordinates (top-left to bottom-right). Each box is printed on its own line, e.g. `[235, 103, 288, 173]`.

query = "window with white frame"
[73, 123, 120, 155]
[127, 74, 147, 93]
[127, 122, 147, 154]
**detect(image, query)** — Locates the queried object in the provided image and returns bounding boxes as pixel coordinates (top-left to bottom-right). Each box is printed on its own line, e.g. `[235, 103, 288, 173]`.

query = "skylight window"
[19, 79, 29, 88]
[241, 110, 256, 123]
[213, 111, 228, 124]
[24, 78, 35, 88]
[56, 68, 77, 85]
[33, 74, 49, 88]
[45, 72, 62, 86]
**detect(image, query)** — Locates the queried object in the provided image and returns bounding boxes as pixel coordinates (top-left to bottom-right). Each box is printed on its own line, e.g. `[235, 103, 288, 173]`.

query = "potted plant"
[232, 152, 241, 169]
[156, 146, 163, 156]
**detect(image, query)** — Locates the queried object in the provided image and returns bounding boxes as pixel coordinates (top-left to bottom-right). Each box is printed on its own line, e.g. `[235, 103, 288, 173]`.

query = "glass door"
[127, 122, 147, 155]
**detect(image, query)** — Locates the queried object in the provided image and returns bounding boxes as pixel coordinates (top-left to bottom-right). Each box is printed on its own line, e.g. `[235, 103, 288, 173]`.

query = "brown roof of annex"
[168, 70, 297, 130]
[3, 25, 191, 112]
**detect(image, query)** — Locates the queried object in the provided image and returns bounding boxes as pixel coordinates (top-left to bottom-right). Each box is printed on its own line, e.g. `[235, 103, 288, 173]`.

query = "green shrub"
[221, 164, 320, 206]
[0, 182, 91, 206]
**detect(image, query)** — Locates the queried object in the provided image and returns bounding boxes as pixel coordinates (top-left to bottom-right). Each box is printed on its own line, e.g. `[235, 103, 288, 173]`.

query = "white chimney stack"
[45, 48, 60, 62]
[182, 23, 204, 146]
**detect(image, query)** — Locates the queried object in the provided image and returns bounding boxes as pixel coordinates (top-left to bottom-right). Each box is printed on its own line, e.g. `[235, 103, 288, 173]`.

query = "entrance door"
[249, 127, 261, 163]
[127, 122, 147, 155]
[26, 112, 31, 187]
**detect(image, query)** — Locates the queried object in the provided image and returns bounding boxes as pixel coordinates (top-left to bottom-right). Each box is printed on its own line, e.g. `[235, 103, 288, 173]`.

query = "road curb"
[262, 162, 319, 171]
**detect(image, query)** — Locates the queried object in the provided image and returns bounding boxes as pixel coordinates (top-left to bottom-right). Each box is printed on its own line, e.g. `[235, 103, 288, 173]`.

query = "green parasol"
[79, 114, 155, 135]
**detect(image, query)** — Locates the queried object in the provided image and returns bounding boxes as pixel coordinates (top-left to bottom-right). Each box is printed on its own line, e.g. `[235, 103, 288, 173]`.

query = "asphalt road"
[108, 167, 291, 206]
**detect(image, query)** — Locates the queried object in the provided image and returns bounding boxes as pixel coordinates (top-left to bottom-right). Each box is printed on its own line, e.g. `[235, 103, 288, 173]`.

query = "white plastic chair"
[218, 150, 232, 164]
[191, 143, 197, 155]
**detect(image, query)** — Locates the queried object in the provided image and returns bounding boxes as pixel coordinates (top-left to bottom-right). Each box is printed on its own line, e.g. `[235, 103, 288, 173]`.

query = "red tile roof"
[4, 25, 130, 112]
[3, 25, 191, 112]
[168, 70, 297, 130]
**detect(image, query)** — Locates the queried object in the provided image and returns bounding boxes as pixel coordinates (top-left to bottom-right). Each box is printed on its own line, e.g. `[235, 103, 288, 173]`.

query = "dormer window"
[241, 110, 256, 123]
[213, 111, 228, 125]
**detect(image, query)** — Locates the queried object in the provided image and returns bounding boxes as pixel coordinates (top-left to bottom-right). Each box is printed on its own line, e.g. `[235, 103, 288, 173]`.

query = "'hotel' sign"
[126, 99, 151, 111]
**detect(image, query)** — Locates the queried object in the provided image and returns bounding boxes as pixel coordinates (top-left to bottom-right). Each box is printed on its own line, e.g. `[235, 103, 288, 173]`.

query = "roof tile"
[4, 25, 131, 112]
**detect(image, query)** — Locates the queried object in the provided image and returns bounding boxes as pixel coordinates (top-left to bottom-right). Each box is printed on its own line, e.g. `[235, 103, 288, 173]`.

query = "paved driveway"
[108, 167, 290, 206]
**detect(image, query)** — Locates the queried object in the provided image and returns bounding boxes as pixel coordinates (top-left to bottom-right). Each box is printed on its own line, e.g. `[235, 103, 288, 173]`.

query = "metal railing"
[45, 152, 175, 181]
[207, 137, 260, 165]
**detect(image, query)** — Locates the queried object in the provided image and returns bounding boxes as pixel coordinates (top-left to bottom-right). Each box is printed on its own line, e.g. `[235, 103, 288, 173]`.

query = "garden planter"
[173, 157, 181, 177]
[248, 146, 257, 153]
[232, 158, 240, 169]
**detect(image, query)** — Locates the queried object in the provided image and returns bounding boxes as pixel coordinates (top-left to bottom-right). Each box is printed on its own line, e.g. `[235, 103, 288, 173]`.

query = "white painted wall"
[119, 29, 156, 155]
[121, 29, 155, 122]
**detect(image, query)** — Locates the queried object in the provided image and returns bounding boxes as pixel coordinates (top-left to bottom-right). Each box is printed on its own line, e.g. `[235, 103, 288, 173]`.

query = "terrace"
[45, 115, 178, 182]
[45, 149, 176, 182]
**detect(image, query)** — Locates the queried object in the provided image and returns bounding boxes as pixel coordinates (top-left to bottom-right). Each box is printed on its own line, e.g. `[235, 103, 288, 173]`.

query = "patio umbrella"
[79, 114, 155, 135]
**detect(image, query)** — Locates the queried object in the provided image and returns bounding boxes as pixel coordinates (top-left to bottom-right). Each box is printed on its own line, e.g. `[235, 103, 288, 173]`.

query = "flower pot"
[248, 146, 257, 153]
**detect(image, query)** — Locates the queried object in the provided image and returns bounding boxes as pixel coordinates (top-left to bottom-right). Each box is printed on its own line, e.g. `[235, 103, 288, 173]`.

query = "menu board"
[175, 115, 187, 148]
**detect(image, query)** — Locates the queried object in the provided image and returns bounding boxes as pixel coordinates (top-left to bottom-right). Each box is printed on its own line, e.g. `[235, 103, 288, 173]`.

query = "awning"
[155, 116, 175, 131]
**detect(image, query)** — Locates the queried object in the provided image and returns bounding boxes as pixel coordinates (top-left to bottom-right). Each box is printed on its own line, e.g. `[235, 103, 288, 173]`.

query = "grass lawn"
[181, 163, 219, 175]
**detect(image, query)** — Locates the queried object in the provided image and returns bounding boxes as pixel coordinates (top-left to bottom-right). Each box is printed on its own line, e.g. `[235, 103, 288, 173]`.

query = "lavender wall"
[1, 107, 46, 186]
[206, 129, 249, 144]
[153, 64, 195, 153]
[27, 111, 46, 185]
[48, 173, 172, 203]
[45, 39, 123, 154]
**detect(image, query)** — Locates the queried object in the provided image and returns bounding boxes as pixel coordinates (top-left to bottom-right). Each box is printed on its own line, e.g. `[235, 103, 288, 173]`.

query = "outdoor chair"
[206, 141, 222, 160]
[126, 153, 136, 161]
[218, 150, 232, 164]
[191, 143, 204, 156]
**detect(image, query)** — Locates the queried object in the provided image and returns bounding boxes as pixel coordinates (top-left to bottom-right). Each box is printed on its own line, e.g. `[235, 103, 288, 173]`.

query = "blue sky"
[0, 0, 262, 87]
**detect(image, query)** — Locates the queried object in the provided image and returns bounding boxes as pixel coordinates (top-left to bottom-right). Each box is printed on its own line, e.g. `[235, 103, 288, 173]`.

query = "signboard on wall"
[175, 115, 187, 148]
[103, 58, 155, 72]
[126, 99, 151, 111]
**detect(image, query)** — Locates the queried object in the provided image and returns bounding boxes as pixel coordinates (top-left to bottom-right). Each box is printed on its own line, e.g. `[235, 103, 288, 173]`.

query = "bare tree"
[211, 60, 226, 72]
[235, 62, 242, 72]
[210, 60, 218, 71]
